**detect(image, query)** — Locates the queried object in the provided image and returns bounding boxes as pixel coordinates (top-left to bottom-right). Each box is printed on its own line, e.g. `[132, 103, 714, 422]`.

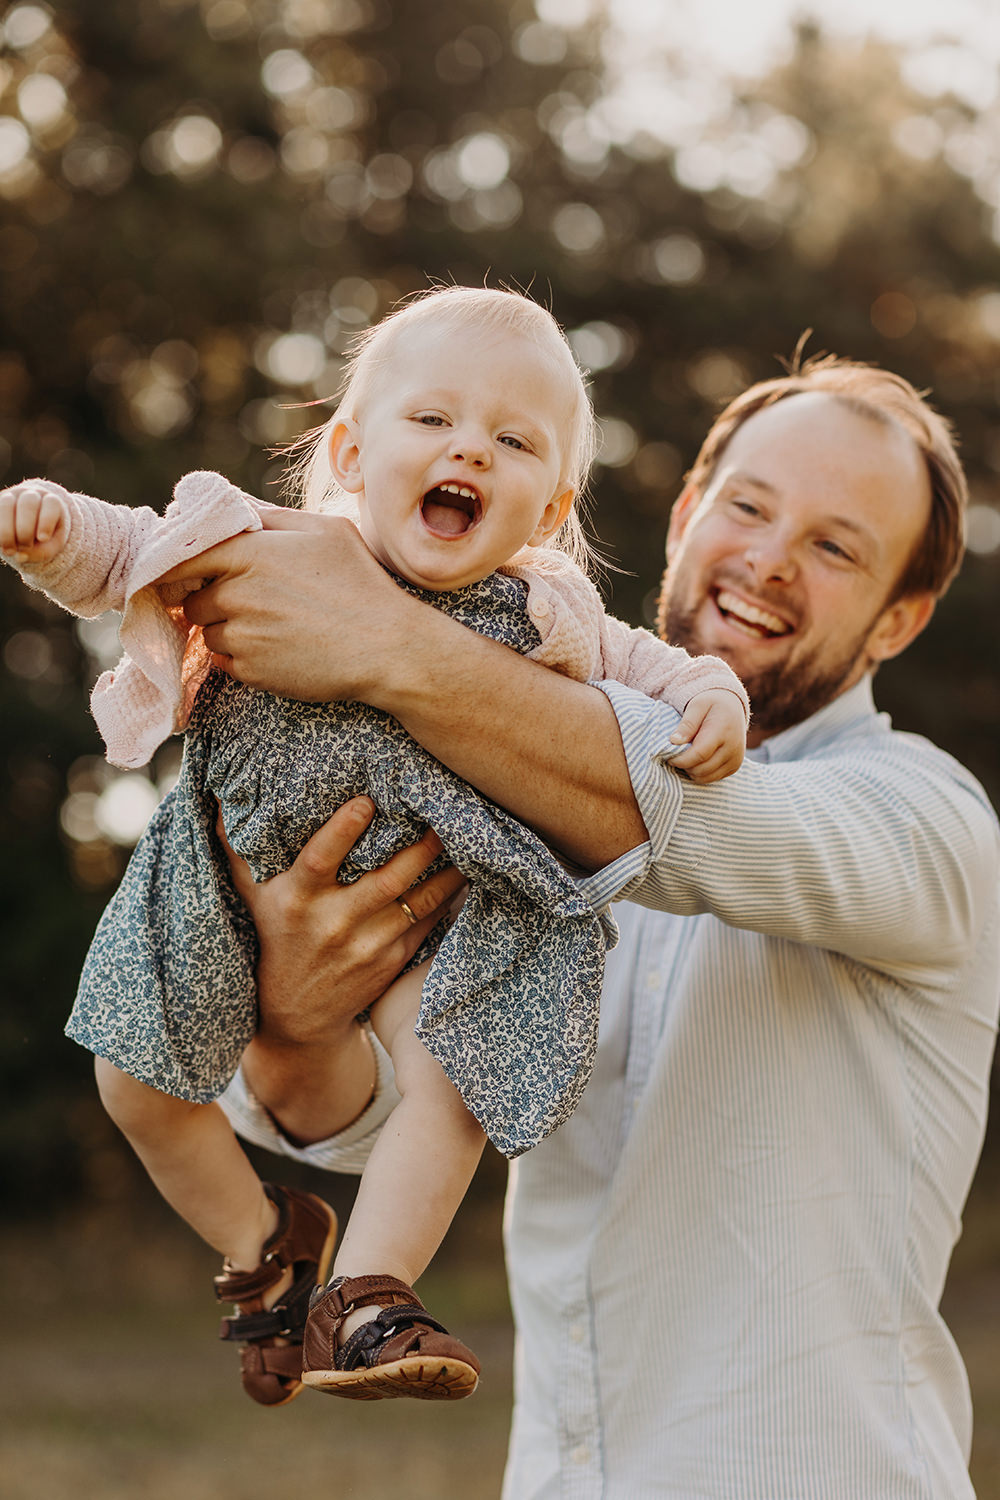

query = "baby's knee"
[94, 1056, 185, 1140]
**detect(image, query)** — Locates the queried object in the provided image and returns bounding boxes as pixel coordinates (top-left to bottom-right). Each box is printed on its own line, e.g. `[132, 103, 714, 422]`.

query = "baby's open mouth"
[420, 483, 482, 537]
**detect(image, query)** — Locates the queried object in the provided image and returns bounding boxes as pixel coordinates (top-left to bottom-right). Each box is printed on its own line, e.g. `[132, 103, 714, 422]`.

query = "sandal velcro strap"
[218, 1264, 321, 1344]
[311, 1272, 423, 1322]
[220, 1307, 289, 1343]
[214, 1258, 286, 1303]
[335, 1304, 451, 1372]
[212, 1185, 338, 1408]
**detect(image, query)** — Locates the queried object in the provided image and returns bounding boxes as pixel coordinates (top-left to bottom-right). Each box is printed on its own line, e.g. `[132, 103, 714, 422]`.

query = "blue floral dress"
[66, 571, 615, 1158]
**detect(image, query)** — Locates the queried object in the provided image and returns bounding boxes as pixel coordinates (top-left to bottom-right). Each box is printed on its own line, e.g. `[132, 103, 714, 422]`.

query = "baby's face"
[332, 323, 576, 591]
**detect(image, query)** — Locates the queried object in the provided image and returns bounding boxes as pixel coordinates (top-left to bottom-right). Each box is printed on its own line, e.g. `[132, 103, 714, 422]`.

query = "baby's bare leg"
[94, 1057, 277, 1269]
[330, 961, 486, 1338]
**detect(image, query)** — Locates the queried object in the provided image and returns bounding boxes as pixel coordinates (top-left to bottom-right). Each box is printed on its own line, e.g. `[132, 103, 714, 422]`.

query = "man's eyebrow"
[723, 469, 880, 549]
[722, 468, 778, 496]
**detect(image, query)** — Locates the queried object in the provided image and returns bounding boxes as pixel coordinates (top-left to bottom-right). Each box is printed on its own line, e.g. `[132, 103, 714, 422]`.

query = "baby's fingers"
[34, 488, 66, 543]
[669, 711, 702, 751]
[683, 745, 740, 784]
[0, 488, 41, 556]
[0, 491, 16, 552]
[0, 484, 68, 561]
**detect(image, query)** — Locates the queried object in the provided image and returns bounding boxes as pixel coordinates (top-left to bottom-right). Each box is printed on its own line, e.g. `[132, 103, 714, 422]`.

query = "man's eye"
[818, 539, 850, 560]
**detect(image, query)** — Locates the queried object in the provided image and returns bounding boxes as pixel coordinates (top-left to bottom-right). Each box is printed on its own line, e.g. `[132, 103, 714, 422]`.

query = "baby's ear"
[328, 417, 364, 492]
[529, 486, 575, 546]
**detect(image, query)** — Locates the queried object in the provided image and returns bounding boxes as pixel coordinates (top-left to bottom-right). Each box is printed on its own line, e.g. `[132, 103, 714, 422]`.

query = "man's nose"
[745, 532, 796, 583]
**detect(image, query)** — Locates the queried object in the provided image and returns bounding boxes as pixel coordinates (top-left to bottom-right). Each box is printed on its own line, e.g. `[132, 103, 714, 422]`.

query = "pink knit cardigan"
[11, 470, 748, 768]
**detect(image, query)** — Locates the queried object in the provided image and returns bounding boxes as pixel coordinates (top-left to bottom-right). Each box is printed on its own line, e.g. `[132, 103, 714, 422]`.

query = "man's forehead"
[724, 390, 884, 456]
[716, 392, 927, 499]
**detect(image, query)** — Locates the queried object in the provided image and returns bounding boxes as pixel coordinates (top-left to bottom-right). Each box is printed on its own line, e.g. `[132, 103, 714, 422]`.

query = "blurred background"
[1, 0, 998, 1495]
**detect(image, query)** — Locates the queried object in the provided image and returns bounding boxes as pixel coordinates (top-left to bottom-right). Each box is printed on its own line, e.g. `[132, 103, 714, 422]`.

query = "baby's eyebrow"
[402, 390, 553, 448]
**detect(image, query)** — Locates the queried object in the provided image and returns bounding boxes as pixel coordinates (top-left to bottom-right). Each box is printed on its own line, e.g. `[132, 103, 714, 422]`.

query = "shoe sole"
[302, 1355, 479, 1401]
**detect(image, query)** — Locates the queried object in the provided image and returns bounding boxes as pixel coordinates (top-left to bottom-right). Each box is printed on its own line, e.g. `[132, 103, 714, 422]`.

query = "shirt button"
[645, 971, 662, 989]
[571, 1445, 591, 1466]
[568, 1322, 585, 1344]
[530, 599, 551, 618]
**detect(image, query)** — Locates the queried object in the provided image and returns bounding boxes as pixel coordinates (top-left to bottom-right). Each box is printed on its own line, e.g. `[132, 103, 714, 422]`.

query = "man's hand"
[162, 510, 411, 702]
[164, 505, 646, 870]
[222, 795, 465, 1144]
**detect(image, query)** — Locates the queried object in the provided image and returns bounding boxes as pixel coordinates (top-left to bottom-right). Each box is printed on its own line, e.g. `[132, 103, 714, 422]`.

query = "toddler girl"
[1, 287, 748, 1405]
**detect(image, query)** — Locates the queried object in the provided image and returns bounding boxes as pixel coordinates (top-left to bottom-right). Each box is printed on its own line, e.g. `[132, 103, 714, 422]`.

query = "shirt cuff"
[217, 1020, 400, 1175]
[574, 680, 687, 906]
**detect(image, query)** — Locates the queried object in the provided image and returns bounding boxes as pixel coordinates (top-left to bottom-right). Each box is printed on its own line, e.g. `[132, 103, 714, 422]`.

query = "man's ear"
[866, 591, 936, 664]
[328, 417, 364, 493]
[529, 487, 576, 546]
[665, 482, 701, 561]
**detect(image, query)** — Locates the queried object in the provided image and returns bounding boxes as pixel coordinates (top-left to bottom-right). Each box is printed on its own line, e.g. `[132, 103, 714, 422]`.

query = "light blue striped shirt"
[503, 675, 1000, 1500]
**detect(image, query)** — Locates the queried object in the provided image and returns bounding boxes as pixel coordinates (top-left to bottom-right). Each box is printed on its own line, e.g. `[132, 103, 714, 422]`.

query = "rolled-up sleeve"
[589, 681, 1000, 986]
[217, 1021, 401, 1175]
[570, 680, 686, 912]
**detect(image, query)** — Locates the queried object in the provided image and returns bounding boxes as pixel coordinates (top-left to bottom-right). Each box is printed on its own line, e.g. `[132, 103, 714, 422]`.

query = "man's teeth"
[439, 483, 477, 500]
[715, 589, 790, 635]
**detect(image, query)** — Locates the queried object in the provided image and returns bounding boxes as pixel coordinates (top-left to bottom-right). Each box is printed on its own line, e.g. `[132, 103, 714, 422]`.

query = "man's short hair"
[685, 354, 968, 600]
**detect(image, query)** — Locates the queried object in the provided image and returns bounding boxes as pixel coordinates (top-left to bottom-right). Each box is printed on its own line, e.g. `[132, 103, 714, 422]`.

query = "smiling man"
[182, 355, 999, 1500]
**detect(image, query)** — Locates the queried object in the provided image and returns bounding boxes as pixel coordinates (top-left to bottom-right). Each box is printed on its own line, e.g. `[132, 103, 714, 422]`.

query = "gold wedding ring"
[398, 897, 418, 926]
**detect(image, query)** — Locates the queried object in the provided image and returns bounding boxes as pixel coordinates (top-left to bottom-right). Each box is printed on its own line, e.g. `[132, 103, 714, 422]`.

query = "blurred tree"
[1, 0, 998, 1211]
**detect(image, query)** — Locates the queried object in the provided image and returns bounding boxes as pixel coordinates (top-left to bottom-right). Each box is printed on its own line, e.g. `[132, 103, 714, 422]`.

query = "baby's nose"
[449, 430, 490, 467]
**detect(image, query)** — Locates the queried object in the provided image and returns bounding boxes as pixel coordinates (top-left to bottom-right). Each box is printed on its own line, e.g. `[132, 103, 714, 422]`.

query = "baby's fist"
[0, 481, 70, 564]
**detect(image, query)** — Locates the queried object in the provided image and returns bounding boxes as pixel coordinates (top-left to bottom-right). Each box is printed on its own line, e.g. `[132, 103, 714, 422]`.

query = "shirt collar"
[747, 675, 884, 764]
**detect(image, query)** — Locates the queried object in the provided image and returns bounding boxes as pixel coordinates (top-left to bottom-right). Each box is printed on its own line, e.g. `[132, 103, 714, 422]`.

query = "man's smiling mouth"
[714, 588, 792, 638]
[420, 483, 482, 537]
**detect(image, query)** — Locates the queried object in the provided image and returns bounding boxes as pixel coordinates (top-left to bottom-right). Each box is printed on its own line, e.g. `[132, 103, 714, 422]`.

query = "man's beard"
[658, 576, 874, 737]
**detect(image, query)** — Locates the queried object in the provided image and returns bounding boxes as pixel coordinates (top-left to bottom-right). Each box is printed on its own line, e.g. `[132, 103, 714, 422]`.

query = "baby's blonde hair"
[283, 285, 598, 572]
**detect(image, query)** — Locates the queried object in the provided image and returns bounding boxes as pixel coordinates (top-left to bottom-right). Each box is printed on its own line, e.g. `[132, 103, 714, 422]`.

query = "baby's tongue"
[422, 497, 470, 534]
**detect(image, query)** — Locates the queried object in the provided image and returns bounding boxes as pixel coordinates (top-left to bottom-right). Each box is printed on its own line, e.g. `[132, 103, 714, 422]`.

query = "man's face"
[658, 392, 935, 744]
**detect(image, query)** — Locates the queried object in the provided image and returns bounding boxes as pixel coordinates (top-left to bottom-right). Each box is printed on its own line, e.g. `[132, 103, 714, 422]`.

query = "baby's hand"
[667, 689, 746, 783]
[0, 482, 70, 564]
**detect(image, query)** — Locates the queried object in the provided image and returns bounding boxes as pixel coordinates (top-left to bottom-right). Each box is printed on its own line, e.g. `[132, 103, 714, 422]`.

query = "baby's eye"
[415, 413, 445, 427]
[500, 434, 527, 450]
[730, 497, 760, 517]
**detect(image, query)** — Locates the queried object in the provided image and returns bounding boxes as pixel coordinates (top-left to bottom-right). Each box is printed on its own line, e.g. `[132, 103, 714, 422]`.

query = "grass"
[2, 1144, 999, 1499]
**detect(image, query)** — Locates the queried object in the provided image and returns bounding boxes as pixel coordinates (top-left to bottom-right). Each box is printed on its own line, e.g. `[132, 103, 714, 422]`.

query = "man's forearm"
[179, 519, 648, 869]
[363, 600, 648, 870]
[241, 1022, 376, 1147]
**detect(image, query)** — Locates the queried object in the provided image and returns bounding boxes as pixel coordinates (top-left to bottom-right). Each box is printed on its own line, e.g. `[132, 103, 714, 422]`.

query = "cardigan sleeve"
[6, 478, 164, 616]
[5, 472, 270, 767]
[504, 549, 749, 723]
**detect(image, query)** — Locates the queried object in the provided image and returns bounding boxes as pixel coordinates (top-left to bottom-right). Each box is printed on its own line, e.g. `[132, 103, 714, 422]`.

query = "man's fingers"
[399, 861, 466, 924]
[291, 797, 378, 889]
[215, 810, 257, 903]
[364, 827, 453, 910]
[259, 507, 329, 532]
[159, 534, 249, 585]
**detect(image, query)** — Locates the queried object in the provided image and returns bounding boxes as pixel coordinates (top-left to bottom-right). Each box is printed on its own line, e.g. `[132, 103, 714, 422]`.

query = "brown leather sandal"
[214, 1183, 338, 1407]
[301, 1273, 480, 1401]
